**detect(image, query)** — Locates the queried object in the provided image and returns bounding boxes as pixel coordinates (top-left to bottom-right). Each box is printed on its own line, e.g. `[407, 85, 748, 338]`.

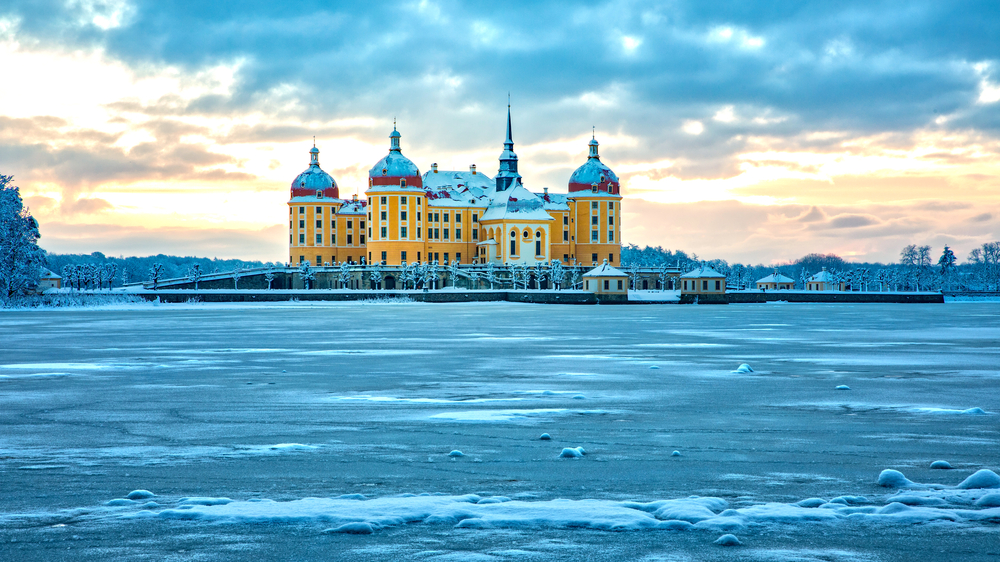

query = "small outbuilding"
[37, 268, 62, 291]
[756, 270, 795, 291]
[680, 264, 727, 295]
[583, 260, 628, 297]
[806, 267, 844, 291]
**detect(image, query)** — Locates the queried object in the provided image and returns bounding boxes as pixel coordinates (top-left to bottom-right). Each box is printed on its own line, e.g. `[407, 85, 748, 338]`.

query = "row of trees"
[620, 244, 1000, 292]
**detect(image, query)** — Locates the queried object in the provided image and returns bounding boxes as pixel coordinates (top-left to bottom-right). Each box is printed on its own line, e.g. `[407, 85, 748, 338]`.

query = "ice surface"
[3, 302, 1000, 560]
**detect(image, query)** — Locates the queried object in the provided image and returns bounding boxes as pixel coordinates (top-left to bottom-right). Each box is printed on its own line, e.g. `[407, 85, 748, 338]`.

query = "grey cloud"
[825, 214, 881, 229]
[969, 212, 993, 222]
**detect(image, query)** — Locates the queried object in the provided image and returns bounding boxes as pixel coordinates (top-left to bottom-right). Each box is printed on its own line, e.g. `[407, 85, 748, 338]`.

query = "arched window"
[523, 230, 530, 238]
[535, 231, 541, 238]
[400, 179, 406, 187]
[316, 191, 323, 198]
[510, 230, 516, 238]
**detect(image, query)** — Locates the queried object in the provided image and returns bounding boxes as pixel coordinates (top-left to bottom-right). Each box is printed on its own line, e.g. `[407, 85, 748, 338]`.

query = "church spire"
[495, 97, 521, 192]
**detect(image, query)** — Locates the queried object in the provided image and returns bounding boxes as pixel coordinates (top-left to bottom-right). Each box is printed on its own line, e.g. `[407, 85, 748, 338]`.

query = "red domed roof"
[368, 126, 423, 188]
[568, 138, 619, 194]
[290, 144, 339, 198]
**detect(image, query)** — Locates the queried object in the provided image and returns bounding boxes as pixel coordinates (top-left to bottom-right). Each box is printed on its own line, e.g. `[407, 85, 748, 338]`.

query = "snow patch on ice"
[558, 447, 585, 458]
[733, 363, 754, 373]
[714, 533, 741, 546]
[328, 395, 526, 404]
[835, 385, 850, 390]
[930, 460, 952, 470]
[126, 490, 155, 500]
[429, 409, 607, 422]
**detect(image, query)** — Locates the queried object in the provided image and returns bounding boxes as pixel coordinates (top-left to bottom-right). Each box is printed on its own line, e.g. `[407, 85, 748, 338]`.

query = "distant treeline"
[621, 243, 1000, 292]
[45, 252, 274, 288]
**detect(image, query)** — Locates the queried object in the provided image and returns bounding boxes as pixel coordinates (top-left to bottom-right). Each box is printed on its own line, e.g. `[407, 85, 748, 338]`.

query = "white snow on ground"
[428, 409, 607, 422]
[785, 402, 991, 416]
[91, 468, 1000, 532]
[628, 290, 680, 302]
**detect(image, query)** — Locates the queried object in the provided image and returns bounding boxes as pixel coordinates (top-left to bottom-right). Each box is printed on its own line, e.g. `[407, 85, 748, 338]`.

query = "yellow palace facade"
[288, 108, 622, 267]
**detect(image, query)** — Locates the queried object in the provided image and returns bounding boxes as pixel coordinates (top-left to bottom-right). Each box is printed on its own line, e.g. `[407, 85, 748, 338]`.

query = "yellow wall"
[680, 277, 726, 294]
[288, 201, 367, 265]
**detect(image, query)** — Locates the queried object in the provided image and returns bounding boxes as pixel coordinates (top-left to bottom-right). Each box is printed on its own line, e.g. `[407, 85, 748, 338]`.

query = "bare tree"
[148, 263, 165, 290]
[264, 265, 275, 290]
[187, 264, 203, 290]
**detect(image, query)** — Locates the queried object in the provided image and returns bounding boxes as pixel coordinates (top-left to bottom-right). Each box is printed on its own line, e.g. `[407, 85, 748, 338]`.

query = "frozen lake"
[1, 302, 998, 561]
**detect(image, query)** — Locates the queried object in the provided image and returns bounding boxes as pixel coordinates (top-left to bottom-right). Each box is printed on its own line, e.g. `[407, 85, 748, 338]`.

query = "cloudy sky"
[2, 1, 999, 264]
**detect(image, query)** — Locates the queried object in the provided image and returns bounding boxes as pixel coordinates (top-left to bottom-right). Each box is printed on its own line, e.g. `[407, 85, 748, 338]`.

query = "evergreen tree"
[0, 175, 45, 302]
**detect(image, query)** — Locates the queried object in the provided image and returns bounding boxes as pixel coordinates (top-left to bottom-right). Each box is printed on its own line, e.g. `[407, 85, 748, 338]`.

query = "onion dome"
[368, 125, 422, 188]
[568, 136, 620, 194]
[290, 143, 339, 198]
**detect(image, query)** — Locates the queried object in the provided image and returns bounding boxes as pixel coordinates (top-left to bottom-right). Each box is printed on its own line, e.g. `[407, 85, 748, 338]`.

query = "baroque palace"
[288, 107, 622, 268]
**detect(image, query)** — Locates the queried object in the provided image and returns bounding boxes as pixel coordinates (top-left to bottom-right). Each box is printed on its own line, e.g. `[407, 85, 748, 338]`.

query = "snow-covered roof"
[480, 181, 554, 222]
[583, 261, 627, 277]
[568, 138, 619, 193]
[534, 191, 571, 211]
[808, 269, 836, 282]
[39, 267, 61, 280]
[337, 200, 367, 215]
[422, 169, 494, 192]
[680, 265, 726, 278]
[369, 150, 420, 180]
[757, 272, 795, 284]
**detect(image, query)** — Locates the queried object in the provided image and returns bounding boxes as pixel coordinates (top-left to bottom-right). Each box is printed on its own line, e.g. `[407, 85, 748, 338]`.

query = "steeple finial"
[592, 126, 595, 140]
[393, 117, 396, 131]
[313, 136, 316, 147]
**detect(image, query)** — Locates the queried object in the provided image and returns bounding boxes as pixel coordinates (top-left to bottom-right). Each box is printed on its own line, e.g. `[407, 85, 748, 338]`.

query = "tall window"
[608, 202, 614, 210]
[563, 215, 568, 225]
[401, 197, 407, 205]
[591, 201, 598, 209]
[316, 219, 322, 228]
[299, 234, 305, 244]
[591, 216, 598, 225]
[472, 213, 478, 222]
[608, 216, 614, 225]
[417, 227, 421, 238]
[401, 250, 407, 261]
[443, 213, 449, 222]
[381, 226, 387, 238]
[455, 214, 461, 223]
[608, 231, 614, 242]
[443, 228, 449, 240]
[609, 253, 614, 263]
[381, 250, 387, 262]
[456, 229, 461, 241]
[381, 211, 387, 220]
[535, 240, 541, 256]
[331, 220, 336, 229]
[347, 220, 353, 229]
[563, 231, 568, 241]
[315, 234, 322, 244]
[299, 219, 305, 229]
[444, 253, 449, 263]
[401, 226, 408, 238]
[316, 206, 322, 214]
[591, 253, 598, 263]
[331, 234, 336, 245]
[380, 197, 387, 204]
[401, 210, 407, 220]
[510, 239, 516, 256]
[591, 231, 598, 242]
[347, 234, 353, 245]
[472, 229, 478, 240]
[360, 234, 366, 244]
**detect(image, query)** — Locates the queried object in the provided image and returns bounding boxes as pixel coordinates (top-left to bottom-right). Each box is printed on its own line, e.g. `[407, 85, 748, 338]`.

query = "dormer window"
[369, 178, 373, 187]
[316, 191, 323, 198]
[600, 174, 605, 182]
[382, 168, 388, 176]
[591, 183, 598, 193]
[400, 179, 406, 187]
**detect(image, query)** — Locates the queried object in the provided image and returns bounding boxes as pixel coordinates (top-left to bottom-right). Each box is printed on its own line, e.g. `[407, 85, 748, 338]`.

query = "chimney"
[432, 163, 438, 173]
[470, 164, 476, 175]
[543, 187, 548, 194]
[352, 193, 358, 202]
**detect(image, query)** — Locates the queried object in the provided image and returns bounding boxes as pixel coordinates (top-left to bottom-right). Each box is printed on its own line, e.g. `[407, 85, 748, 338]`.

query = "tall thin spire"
[505, 94, 512, 144]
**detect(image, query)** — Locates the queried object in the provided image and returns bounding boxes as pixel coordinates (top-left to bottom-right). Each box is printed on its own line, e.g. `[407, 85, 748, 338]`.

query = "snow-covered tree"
[232, 265, 247, 290]
[469, 269, 481, 290]
[448, 259, 460, 288]
[628, 263, 640, 290]
[187, 264, 203, 290]
[658, 265, 672, 291]
[299, 261, 315, 290]
[400, 261, 414, 290]
[369, 262, 383, 289]
[264, 265, 275, 290]
[485, 262, 496, 290]
[120, 267, 128, 287]
[938, 245, 956, 289]
[0, 176, 45, 302]
[424, 261, 439, 290]
[550, 260, 565, 290]
[103, 262, 118, 290]
[338, 262, 352, 289]
[148, 263, 165, 290]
